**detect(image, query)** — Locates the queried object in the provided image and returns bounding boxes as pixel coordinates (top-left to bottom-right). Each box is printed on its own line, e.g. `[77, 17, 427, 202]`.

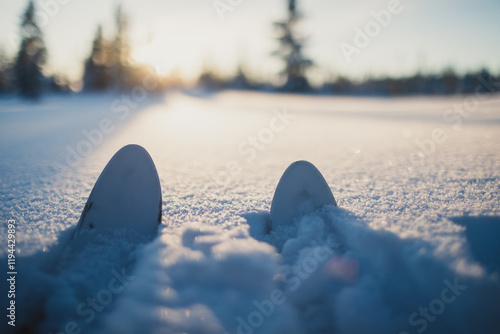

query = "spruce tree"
[0, 48, 12, 94]
[273, 0, 313, 92]
[83, 26, 111, 91]
[113, 5, 130, 89]
[14, 0, 47, 99]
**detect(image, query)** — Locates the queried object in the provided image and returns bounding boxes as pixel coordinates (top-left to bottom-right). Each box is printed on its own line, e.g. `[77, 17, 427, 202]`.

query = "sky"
[0, 0, 499, 84]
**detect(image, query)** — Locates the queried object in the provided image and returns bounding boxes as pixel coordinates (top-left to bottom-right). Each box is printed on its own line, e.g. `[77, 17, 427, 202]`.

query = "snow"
[1, 91, 499, 334]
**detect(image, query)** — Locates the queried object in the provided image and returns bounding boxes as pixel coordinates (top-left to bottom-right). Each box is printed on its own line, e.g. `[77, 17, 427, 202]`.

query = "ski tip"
[73, 143, 162, 239]
[270, 160, 337, 230]
[286, 160, 318, 171]
[116, 144, 152, 158]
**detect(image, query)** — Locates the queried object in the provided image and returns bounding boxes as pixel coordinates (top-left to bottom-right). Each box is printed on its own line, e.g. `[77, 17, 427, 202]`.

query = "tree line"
[0, 1, 163, 99]
[0, 0, 498, 99]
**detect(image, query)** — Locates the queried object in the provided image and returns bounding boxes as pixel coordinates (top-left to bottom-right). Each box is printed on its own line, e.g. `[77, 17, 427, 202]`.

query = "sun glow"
[132, 37, 178, 76]
[131, 21, 207, 81]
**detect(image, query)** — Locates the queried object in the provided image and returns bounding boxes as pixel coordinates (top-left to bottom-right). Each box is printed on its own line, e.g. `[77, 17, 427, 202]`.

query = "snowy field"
[1, 91, 499, 334]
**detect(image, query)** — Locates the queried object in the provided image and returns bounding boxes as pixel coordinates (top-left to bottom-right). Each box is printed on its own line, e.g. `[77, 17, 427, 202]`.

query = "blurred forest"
[0, 0, 499, 99]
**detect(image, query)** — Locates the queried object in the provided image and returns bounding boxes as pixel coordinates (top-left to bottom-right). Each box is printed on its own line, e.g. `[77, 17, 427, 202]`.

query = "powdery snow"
[0, 91, 499, 334]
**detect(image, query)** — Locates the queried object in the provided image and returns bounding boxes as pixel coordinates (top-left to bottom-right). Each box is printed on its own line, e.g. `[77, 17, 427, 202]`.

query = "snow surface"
[1, 91, 499, 334]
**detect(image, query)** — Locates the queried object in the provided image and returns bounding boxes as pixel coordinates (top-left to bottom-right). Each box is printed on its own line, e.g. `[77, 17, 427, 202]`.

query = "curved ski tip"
[72, 143, 161, 239]
[270, 160, 337, 229]
[286, 160, 318, 171]
[113, 144, 157, 165]
[116, 144, 150, 156]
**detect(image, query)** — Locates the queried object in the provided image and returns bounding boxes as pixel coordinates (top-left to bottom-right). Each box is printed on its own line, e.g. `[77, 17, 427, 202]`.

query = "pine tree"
[113, 5, 131, 89]
[83, 25, 111, 91]
[230, 63, 251, 90]
[14, 0, 47, 99]
[0, 48, 12, 94]
[198, 57, 223, 90]
[273, 0, 313, 92]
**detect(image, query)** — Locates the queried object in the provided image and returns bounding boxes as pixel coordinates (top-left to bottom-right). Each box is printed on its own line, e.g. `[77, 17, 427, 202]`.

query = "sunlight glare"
[131, 21, 205, 79]
[132, 36, 176, 76]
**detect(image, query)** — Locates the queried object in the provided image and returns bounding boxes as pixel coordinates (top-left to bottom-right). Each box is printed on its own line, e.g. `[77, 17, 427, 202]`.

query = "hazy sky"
[1, 0, 499, 84]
